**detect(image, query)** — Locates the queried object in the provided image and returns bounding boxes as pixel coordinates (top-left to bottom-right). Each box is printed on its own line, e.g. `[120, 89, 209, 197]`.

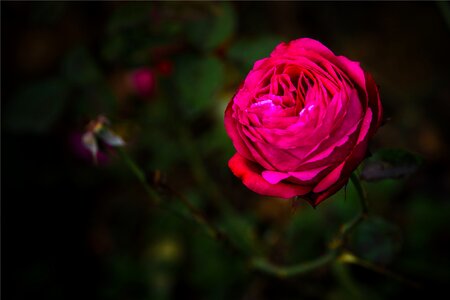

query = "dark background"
[2, 2, 450, 299]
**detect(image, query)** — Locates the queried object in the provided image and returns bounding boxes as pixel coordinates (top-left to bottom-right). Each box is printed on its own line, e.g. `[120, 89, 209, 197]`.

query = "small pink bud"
[129, 68, 155, 97]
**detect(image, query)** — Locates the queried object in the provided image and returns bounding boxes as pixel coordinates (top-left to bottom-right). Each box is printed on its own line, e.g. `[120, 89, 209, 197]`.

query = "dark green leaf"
[106, 2, 153, 34]
[189, 232, 246, 298]
[173, 55, 224, 117]
[348, 217, 402, 265]
[227, 36, 283, 71]
[360, 148, 423, 181]
[4, 78, 69, 133]
[219, 215, 257, 256]
[61, 47, 117, 115]
[186, 2, 236, 51]
[101, 34, 126, 63]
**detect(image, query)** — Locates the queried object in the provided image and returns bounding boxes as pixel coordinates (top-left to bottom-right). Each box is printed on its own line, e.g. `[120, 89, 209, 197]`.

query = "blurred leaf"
[62, 47, 102, 87]
[227, 36, 282, 70]
[4, 78, 69, 133]
[101, 34, 126, 63]
[348, 217, 402, 265]
[405, 195, 450, 247]
[360, 149, 423, 181]
[220, 215, 257, 255]
[61, 47, 117, 115]
[173, 55, 224, 117]
[107, 2, 153, 34]
[286, 205, 327, 261]
[186, 2, 235, 51]
[198, 126, 229, 155]
[189, 232, 246, 299]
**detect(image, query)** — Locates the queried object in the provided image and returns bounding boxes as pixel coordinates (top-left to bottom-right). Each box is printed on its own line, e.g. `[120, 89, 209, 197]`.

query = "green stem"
[254, 172, 371, 278]
[117, 148, 238, 252]
[161, 183, 242, 254]
[117, 148, 161, 205]
[332, 261, 363, 298]
[340, 252, 421, 289]
[120, 146, 406, 286]
[178, 126, 235, 215]
[252, 250, 337, 278]
[350, 172, 369, 215]
[334, 173, 369, 243]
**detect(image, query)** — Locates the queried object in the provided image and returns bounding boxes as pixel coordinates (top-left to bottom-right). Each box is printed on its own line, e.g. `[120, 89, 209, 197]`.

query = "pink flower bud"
[129, 67, 155, 97]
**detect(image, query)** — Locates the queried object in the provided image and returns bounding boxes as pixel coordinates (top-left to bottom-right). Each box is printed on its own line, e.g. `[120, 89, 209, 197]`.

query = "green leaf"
[227, 36, 283, 71]
[360, 148, 423, 181]
[348, 217, 402, 265]
[185, 2, 236, 51]
[4, 78, 69, 133]
[173, 55, 224, 117]
[106, 2, 153, 34]
[61, 46, 117, 115]
[189, 229, 246, 296]
[219, 215, 257, 256]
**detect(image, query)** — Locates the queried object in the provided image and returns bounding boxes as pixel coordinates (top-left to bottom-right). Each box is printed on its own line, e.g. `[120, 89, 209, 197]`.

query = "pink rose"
[224, 38, 383, 206]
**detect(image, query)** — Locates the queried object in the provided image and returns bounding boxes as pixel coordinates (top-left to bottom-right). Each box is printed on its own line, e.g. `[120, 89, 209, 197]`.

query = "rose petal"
[261, 170, 289, 184]
[365, 71, 383, 137]
[224, 101, 254, 161]
[313, 162, 345, 193]
[288, 165, 329, 182]
[229, 154, 311, 198]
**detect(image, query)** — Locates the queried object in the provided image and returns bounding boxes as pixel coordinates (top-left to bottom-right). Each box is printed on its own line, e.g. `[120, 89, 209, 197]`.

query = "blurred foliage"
[2, 2, 450, 300]
[4, 78, 69, 133]
[173, 54, 225, 117]
[361, 148, 423, 181]
[185, 2, 236, 51]
[227, 36, 283, 70]
[348, 217, 402, 265]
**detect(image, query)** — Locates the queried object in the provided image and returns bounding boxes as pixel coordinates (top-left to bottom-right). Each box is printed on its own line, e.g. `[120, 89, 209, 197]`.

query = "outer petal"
[271, 38, 336, 62]
[365, 71, 383, 137]
[308, 109, 374, 206]
[229, 154, 311, 198]
[224, 101, 254, 161]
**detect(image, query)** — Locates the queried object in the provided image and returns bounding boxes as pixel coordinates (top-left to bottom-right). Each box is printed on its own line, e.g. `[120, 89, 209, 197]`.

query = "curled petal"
[229, 154, 311, 198]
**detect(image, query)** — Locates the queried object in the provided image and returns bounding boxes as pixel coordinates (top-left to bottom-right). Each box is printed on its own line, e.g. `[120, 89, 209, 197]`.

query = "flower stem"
[253, 172, 372, 278]
[160, 183, 242, 254]
[178, 126, 235, 216]
[334, 173, 369, 242]
[251, 250, 338, 278]
[117, 148, 161, 205]
[332, 261, 363, 298]
[350, 172, 369, 215]
[117, 148, 239, 253]
[119, 149, 409, 286]
[339, 252, 421, 289]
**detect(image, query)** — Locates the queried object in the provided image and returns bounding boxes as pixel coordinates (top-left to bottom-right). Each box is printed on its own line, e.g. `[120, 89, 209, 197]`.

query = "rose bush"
[224, 38, 383, 206]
